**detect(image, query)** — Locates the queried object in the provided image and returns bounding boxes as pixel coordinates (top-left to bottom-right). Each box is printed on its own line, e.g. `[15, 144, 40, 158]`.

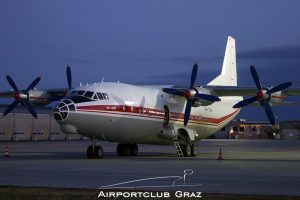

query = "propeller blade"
[26, 76, 41, 91]
[66, 65, 72, 90]
[250, 65, 262, 90]
[263, 101, 275, 125]
[23, 101, 37, 118]
[162, 88, 184, 96]
[189, 63, 198, 89]
[195, 93, 221, 102]
[184, 100, 193, 126]
[267, 82, 292, 94]
[233, 96, 257, 108]
[3, 100, 19, 116]
[6, 75, 19, 92]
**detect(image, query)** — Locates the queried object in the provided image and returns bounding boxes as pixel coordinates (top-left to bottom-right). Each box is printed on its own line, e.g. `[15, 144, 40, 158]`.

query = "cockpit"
[67, 90, 109, 101]
[53, 90, 110, 122]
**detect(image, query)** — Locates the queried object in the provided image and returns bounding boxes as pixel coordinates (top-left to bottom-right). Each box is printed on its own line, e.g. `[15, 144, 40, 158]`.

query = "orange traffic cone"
[218, 148, 223, 160]
[3, 146, 9, 158]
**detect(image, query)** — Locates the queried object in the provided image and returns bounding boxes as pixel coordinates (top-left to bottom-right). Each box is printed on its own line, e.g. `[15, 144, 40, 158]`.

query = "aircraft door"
[163, 105, 170, 127]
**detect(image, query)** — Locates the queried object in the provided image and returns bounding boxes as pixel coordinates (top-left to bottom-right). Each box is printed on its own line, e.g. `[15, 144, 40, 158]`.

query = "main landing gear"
[117, 143, 138, 156]
[87, 137, 103, 159]
[179, 143, 198, 157]
[175, 129, 198, 157]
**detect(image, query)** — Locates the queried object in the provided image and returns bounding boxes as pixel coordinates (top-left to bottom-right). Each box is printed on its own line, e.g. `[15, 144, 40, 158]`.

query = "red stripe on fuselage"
[76, 105, 239, 126]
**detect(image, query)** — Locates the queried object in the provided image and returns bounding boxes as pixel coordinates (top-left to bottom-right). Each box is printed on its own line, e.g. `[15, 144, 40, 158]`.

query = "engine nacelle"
[269, 90, 287, 106]
[27, 90, 50, 106]
[192, 87, 216, 107]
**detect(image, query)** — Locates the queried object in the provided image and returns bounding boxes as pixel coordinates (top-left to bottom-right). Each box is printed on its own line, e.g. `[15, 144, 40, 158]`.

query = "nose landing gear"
[87, 137, 103, 159]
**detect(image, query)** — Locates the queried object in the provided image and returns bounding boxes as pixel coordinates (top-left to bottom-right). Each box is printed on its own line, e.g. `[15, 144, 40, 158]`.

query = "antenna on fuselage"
[102, 77, 105, 83]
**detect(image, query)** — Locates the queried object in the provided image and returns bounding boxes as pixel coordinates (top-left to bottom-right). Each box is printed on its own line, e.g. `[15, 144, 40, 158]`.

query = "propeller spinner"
[233, 65, 292, 125]
[162, 63, 220, 126]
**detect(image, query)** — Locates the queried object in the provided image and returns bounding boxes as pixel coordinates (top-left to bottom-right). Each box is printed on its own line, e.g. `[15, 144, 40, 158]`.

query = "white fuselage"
[53, 82, 242, 145]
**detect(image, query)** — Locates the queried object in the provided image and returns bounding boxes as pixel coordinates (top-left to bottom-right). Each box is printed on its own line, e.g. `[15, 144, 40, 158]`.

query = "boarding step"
[173, 138, 184, 157]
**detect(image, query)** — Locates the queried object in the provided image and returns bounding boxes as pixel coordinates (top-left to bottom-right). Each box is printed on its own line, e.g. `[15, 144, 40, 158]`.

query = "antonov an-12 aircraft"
[1, 36, 300, 158]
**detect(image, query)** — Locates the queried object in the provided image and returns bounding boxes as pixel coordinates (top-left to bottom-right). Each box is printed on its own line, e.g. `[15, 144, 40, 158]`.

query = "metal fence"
[0, 113, 85, 141]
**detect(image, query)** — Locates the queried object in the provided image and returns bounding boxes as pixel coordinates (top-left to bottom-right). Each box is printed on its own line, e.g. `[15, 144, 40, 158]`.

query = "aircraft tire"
[116, 143, 124, 156]
[123, 143, 131, 156]
[191, 144, 198, 157]
[87, 145, 93, 159]
[117, 143, 131, 156]
[182, 144, 192, 157]
[130, 143, 138, 156]
[94, 145, 103, 159]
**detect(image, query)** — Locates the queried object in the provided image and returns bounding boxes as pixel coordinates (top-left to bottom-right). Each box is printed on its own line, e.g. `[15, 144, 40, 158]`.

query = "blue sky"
[0, 0, 299, 121]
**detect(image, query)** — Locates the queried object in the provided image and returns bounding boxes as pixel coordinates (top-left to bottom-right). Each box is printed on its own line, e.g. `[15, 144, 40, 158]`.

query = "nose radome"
[53, 99, 76, 122]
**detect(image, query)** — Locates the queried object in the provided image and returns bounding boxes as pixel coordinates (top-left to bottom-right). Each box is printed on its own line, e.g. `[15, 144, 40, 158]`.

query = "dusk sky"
[0, 0, 299, 121]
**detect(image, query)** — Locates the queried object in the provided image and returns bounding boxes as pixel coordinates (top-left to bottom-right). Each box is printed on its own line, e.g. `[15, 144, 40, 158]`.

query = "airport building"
[215, 119, 300, 140]
[0, 106, 85, 141]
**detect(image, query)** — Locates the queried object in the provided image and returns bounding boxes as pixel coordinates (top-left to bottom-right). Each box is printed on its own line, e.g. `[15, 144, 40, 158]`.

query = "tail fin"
[208, 36, 237, 86]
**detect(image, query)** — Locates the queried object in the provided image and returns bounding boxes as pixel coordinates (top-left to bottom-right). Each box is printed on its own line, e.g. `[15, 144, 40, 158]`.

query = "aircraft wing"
[0, 88, 69, 103]
[0, 91, 15, 98]
[204, 86, 300, 97]
[0, 88, 68, 99]
[46, 88, 68, 97]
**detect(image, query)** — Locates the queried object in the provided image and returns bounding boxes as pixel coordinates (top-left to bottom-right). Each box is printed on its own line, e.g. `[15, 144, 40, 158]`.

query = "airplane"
[1, 36, 300, 158]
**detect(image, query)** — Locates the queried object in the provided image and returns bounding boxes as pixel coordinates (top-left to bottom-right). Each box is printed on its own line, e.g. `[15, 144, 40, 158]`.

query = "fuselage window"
[103, 93, 109, 100]
[84, 91, 94, 99]
[97, 93, 104, 100]
[77, 90, 85, 96]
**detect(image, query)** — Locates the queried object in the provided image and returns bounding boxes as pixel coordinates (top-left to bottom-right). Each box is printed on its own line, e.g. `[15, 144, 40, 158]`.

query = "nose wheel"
[87, 137, 103, 159]
[87, 145, 103, 159]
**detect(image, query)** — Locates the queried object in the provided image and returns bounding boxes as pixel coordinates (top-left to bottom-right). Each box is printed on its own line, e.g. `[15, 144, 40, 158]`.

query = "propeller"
[162, 63, 220, 126]
[3, 75, 41, 118]
[233, 65, 292, 125]
[66, 64, 72, 90]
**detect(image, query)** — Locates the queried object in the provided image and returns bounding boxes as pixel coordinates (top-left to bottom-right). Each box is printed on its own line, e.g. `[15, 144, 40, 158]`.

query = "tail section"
[208, 36, 237, 86]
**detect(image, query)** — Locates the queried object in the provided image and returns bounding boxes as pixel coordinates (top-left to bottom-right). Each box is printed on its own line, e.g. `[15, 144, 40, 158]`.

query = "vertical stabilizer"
[208, 36, 237, 86]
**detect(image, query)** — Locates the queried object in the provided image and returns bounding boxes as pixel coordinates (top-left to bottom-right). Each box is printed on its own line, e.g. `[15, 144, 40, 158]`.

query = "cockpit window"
[97, 93, 104, 100]
[92, 93, 98, 100]
[84, 91, 94, 99]
[68, 90, 109, 101]
[103, 93, 109, 100]
[77, 90, 85, 96]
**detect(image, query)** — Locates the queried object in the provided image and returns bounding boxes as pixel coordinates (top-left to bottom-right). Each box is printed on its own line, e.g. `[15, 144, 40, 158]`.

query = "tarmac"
[0, 139, 300, 196]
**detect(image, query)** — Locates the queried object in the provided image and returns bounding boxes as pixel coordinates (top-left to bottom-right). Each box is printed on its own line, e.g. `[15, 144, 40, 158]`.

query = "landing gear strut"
[87, 137, 103, 159]
[117, 143, 138, 156]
